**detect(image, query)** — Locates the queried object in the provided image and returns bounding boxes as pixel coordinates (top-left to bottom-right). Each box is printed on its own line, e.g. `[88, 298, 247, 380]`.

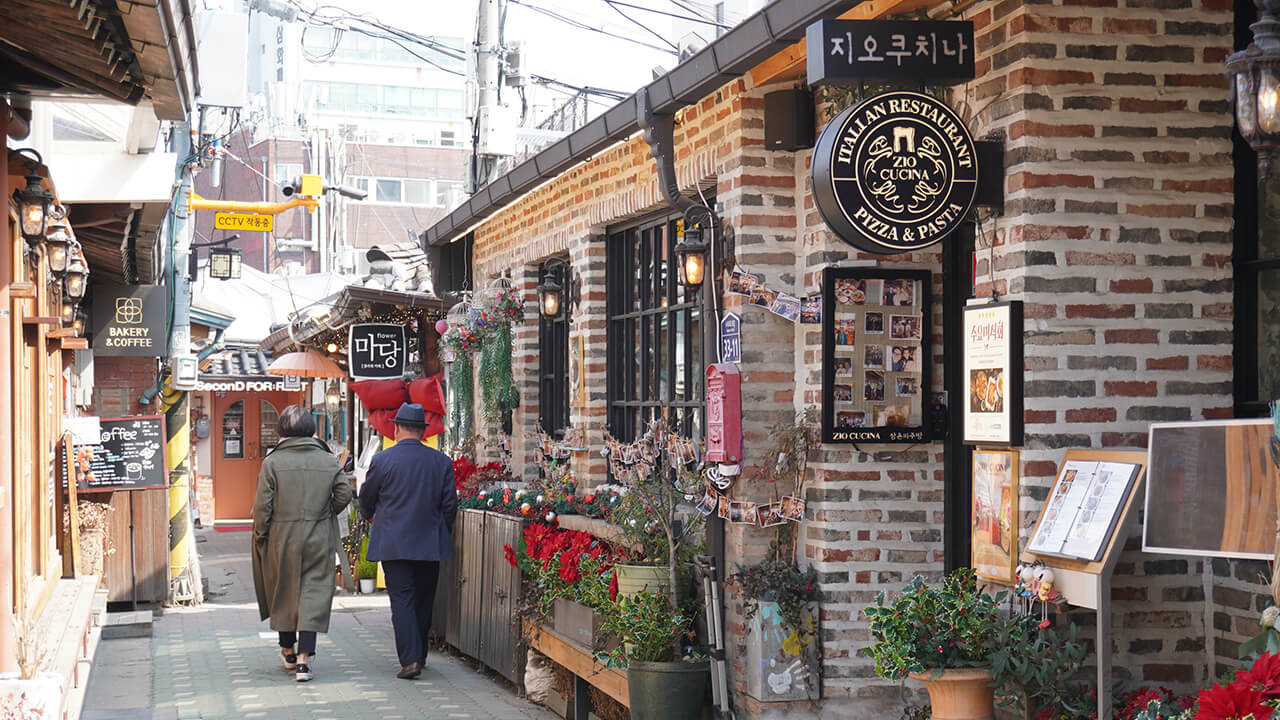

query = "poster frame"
[961, 299, 1024, 446]
[1142, 418, 1279, 561]
[971, 448, 1019, 584]
[820, 266, 932, 444]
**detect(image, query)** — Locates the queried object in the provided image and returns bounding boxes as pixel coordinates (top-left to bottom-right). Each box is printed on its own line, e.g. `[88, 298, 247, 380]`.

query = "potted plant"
[357, 536, 377, 594]
[65, 499, 114, 583]
[599, 589, 708, 720]
[0, 608, 63, 718]
[865, 568, 1004, 720]
[733, 532, 822, 702]
[987, 615, 1094, 720]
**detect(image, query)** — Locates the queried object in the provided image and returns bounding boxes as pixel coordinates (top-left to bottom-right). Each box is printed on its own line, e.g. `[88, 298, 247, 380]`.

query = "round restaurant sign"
[811, 91, 979, 254]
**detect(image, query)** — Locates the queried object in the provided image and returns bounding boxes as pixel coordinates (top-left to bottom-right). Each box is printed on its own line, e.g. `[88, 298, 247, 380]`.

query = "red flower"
[1195, 679, 1274, 720]
[609, 571, 619, 602]
[503, 543, 518, 568]
[1238, 651, 1280, 699]
[1038, 618, 1052, 630]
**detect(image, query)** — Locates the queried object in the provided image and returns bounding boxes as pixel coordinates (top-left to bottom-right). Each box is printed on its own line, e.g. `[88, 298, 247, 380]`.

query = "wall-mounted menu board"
[821, 267, 932, 444]
[1026, 456, 1142, 563]
[72, 415, 168, 492]
[1144, 419, 1279, 560]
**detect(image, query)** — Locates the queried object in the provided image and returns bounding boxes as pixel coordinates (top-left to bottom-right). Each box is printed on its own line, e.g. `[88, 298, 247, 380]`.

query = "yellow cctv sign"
[214, 212, 274, 232]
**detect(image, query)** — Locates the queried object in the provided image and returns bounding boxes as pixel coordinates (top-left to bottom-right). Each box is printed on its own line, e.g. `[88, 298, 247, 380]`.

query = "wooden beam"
[59, 338, 88, 350]
[749, 0, 941, 87]
[47, 327, 78, 338]
[9, 282, 36, 299]
[526, 622, 630, 708]
[22, 316, 61, 326]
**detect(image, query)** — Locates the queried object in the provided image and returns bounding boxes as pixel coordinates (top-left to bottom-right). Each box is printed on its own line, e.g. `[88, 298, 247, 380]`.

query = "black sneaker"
[295, 663, 312, 682]
[280, 649, 297, 670]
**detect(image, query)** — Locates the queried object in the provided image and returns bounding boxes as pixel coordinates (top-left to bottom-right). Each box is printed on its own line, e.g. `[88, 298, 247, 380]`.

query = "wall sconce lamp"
[324, 381, 343, 416]
[47, 229, 70, 273]
[208, 247, 242, 280]
[64, 251, 89, 300]
[675, 205, 725, 289]
[12, 149, 53, 243]
[537, 258, 580, 318]
[1229, 0, 1280, 177]
[72, 308, 87, 336]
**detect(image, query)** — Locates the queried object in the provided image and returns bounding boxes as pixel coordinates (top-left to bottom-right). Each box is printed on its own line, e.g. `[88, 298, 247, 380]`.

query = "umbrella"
[266, 351, 345, 379]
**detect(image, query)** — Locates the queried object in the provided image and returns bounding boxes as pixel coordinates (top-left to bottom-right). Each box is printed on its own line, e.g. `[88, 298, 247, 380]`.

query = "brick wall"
[959, 0, 1257, 696]
[89, 356, 159, 416]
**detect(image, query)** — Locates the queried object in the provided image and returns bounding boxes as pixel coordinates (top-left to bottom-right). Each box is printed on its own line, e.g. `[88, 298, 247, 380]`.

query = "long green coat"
[251, 436, 353, 632]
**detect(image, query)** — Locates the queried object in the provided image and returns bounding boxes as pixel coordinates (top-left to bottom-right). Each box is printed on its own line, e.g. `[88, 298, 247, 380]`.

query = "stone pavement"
[82, 527, 556, 720]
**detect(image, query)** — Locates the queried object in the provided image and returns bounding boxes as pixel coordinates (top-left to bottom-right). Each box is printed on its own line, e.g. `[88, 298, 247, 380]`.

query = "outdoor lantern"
[324, 382, 342, 415]
[1229, 0, 1280, 176]
[325, 342, 339, 354]
[537, 276, 563, 318]
[46, 229, 70, 273]
[14, 164, 53, 243]
[64, 254, 88, 299]
[674, 224, 709, 288]
[72, 310, 86, 336]
[209, 247, 242, 280]
[60, 301, 75, 323]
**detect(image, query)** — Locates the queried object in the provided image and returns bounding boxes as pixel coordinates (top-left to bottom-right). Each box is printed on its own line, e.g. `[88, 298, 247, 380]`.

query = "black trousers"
[381, 559, 441, 667]
[278, 631, 316, 655]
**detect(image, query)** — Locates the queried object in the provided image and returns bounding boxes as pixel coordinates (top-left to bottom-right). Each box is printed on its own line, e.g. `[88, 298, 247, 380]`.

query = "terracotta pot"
[908, 668, 994, 720]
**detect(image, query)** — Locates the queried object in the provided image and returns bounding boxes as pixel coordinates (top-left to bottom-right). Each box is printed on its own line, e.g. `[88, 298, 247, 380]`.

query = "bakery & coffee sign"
[811, 90, 978, 254]
[91, 283, 168, 357]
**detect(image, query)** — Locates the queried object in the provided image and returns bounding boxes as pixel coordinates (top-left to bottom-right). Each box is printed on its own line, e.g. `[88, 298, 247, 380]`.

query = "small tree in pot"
[865, 569, 1006, 720]
[598, 589, 708, 720]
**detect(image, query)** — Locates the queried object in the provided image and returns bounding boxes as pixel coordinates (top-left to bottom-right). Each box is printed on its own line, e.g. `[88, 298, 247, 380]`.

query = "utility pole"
[472, 0, 500, 190]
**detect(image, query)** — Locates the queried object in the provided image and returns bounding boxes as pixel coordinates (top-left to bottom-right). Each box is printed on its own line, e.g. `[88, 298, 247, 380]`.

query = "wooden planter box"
[526, 621, 629, 710]
[551, 598, 619, 655]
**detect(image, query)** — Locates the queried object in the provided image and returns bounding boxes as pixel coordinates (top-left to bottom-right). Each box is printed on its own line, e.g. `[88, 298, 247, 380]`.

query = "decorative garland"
[448, 353, 474, 445]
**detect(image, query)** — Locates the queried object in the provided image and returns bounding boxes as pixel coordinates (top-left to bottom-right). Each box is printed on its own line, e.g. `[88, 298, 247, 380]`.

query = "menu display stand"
[1020, 449, 1148, 720]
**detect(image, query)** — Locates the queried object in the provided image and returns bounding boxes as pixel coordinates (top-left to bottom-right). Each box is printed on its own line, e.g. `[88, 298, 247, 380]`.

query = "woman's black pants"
[278, 631, 316, 655]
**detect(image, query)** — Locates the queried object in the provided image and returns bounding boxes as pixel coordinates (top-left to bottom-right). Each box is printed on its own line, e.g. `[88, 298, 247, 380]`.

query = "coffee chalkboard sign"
[71, 416, 168, 492]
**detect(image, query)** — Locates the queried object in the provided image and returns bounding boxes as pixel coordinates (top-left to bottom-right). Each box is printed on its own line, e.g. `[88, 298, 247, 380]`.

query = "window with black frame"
[1236, 130, 1280, 417]
[539, 260, 570, 435]
[606, 215, 705, 446]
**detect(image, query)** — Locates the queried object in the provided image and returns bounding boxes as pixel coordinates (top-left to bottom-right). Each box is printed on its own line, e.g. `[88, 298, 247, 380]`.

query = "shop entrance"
[211, 392, 290, 524]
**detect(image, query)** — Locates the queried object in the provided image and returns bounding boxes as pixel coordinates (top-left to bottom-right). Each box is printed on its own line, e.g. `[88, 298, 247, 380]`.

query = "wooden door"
[481, 512, 523, 684]
[211, 394, 285, 523]
[457, 510, 486, 658]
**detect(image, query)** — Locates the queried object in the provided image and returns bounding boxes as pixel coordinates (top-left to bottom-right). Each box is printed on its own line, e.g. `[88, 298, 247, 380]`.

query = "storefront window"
[223, 401, 245, 459]
[539, 260, 570, 435]
[260, 401, 280, 450]
[606, 216, 703, 444]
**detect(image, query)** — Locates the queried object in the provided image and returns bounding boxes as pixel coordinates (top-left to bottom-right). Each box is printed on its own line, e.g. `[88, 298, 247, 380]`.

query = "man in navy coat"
[358, 402, 457, 679]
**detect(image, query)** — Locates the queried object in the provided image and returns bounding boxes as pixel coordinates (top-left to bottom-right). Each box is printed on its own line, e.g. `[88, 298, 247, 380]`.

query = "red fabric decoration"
[349, 379, 408, 411]
[407, 374, 446, 415]
[368, 408, 397, 438]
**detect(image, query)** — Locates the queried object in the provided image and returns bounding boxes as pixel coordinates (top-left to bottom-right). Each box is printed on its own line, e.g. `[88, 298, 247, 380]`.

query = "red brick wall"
[89, 356, 159, 416]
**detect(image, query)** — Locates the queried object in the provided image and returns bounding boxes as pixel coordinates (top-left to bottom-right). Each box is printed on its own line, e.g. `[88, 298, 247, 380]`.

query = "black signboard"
[348, 323, 407, 380]
[821, 267, 931, 444]
[71, 416, 168, 492]
[91, 284, 168, 357]
[812, 91, 978, 255]
[806, 19, 974, 85]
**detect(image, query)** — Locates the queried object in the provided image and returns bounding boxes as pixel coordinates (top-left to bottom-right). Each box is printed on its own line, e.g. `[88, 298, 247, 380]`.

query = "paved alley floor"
[82, 527, 556, 720]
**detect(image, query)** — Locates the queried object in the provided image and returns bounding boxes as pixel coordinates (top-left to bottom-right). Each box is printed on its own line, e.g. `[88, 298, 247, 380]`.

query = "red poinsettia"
[452, 457, 477, 491]
[609, 570, 619, 602]
[503, 543, 518, 568]
[1238, 651, 1280, 699]
[1195, 679, 1273, 720]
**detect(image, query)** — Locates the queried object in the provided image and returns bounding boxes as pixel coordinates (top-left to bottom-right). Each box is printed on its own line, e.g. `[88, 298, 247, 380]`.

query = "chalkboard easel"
[73, 415, 168, 493]
[1020, 449, 1149, 720]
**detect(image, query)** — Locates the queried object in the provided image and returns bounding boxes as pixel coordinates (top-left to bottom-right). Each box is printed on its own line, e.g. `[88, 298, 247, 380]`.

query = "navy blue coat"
[358, 439, 458, 562]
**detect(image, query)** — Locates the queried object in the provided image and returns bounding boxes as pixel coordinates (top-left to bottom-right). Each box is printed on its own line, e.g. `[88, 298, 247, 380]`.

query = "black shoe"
[295, 663, 312, 682]
[396, 662, 422, 679]
[280, 648, 297, 670]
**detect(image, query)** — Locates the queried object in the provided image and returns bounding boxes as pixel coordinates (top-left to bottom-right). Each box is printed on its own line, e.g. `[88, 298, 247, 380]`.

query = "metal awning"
[259, 284, 449, 356]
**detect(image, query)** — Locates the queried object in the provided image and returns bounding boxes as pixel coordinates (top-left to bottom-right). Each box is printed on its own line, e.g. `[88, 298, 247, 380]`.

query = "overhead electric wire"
[507, 0, 677, 55]
[599, 0, 678, 52]
[603, 0, 730, 28]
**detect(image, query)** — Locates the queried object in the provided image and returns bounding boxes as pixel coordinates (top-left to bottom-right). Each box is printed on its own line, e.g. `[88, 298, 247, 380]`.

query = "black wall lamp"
[12, 149, 53, 243]
[1229, 0, 1280, 176]
[675, 204, 731, 290]
[63, 250, 88, 300]
[537, 257, 580, 318]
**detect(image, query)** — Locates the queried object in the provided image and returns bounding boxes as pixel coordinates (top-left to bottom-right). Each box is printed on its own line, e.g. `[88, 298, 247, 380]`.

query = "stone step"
[100, 609, 154, 639]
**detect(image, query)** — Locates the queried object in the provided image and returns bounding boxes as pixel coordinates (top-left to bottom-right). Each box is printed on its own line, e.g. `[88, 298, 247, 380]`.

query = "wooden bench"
[526, 622, 629, 718]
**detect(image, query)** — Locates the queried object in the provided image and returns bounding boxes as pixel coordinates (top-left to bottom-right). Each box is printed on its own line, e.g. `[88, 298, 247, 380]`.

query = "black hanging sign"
[805, 19, 975, 85]
[348, 323, 407, 380]
[811, 91, 979, 255]
[71, 415, 168, 492]
[91, 284, 168, 357]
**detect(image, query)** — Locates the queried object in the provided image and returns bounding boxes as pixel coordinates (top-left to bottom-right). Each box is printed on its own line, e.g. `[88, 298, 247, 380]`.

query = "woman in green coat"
[251, 405, 353, 682]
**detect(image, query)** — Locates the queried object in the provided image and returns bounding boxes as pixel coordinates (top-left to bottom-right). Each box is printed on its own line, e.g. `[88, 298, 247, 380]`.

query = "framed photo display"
[971, 450, 1018, 584]
[962, 300, 1024, 446]
[821, 266, 931, 443]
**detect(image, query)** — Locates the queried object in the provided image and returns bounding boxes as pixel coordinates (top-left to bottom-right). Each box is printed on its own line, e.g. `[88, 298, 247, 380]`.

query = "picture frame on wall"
[971, 449, 1019, 584]
[962, 300, 1024, 446]
[821, 266, 931, 444]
